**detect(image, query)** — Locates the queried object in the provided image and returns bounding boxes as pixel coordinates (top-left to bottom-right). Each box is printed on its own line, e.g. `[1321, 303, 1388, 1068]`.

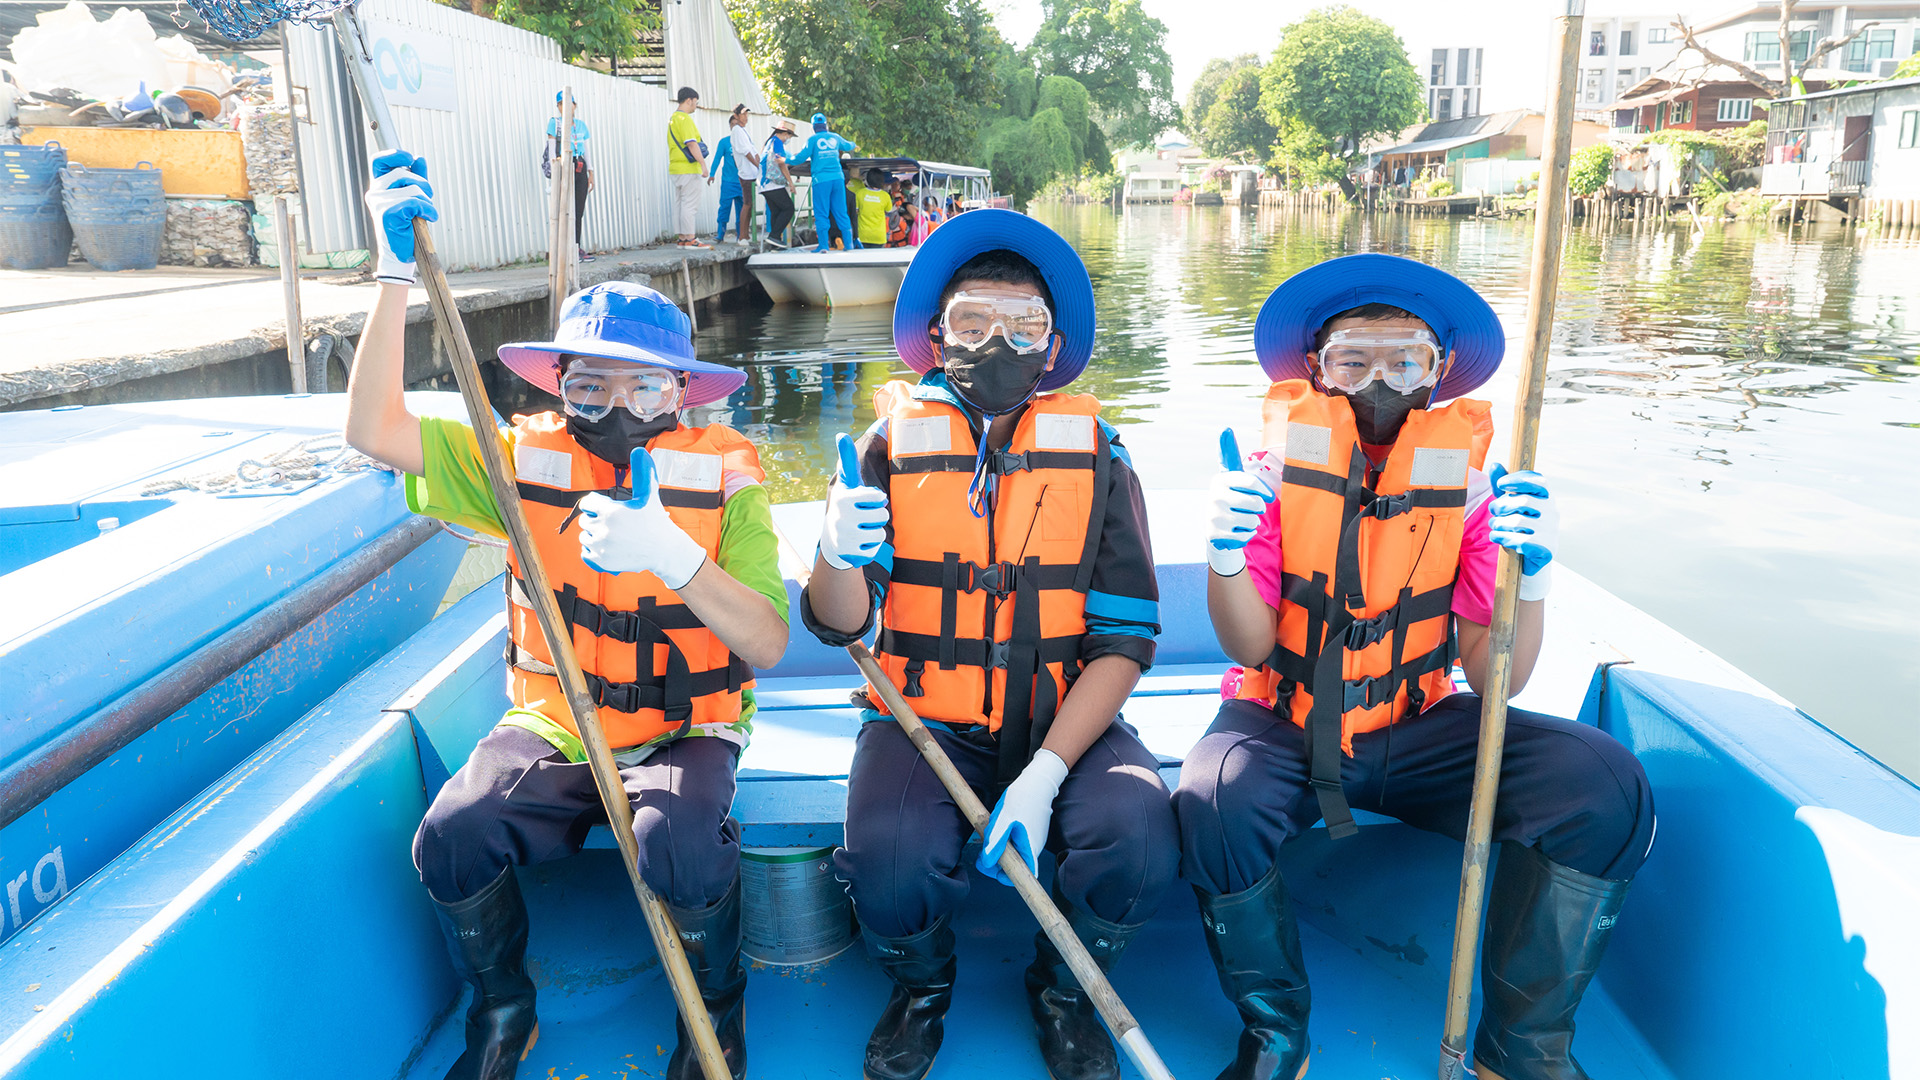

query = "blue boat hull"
[0, 493, 1913, 1078]
[0, 394, 469, 945]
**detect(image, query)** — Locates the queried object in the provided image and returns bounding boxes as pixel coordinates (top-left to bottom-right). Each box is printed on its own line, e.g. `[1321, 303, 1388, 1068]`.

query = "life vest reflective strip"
[1232, 380, 1492, 838]
[503, 412, 765, 749]
[868, 381, 1109, 781]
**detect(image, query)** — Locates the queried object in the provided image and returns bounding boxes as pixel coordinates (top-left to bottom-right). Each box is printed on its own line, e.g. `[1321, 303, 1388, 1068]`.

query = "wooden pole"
[1436, 3, 1583, 1079]
[273, 194, 306, 394]
[681, 259, 698, 333]
[549, 87, 576, 333]
[846, 642, 1177, 1080]
[328, 14, 731, 1080]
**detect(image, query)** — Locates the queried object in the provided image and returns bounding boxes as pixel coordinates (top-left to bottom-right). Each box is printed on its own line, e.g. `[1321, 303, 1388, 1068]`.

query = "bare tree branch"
[1669, 14, 1782, 96]
[1805, 20, 1879, 71]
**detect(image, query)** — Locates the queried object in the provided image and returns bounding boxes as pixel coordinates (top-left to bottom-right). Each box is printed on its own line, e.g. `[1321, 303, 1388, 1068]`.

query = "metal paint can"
[739, 845, 854, 965]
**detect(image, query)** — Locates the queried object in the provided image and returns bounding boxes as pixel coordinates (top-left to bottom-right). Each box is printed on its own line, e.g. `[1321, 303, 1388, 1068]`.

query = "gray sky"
[991, 0, 1632, 126]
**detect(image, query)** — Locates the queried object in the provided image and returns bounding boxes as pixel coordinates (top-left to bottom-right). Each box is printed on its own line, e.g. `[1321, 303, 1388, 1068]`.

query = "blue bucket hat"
[892, 208, 1095, 393]
[1253, 253, 1504, 401]
[498, 282, 746, 407]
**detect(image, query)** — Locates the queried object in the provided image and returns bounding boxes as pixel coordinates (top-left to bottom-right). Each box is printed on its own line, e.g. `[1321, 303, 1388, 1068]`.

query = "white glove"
[1207, 429, 1276, 578]
[1487, 465, 1560, 602]
[364, 149, 439, 285]
[576, 448, 708, 590]
[819, 432, 889, 571]
[975, 749, 1070, 885]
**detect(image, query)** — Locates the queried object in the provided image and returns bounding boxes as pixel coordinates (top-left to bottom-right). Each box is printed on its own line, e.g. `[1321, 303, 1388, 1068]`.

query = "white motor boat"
[748, 157, 995, 307]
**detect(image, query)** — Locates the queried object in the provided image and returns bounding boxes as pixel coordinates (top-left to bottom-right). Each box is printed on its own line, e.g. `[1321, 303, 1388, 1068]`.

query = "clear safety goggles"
[558, 362, 683, 421]
[1315, 328, 1444, 394]
[940, 291, 1054, 355]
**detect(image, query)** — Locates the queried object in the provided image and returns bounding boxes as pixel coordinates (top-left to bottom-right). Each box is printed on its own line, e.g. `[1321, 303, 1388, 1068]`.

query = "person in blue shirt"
[799, 112, 858, 253]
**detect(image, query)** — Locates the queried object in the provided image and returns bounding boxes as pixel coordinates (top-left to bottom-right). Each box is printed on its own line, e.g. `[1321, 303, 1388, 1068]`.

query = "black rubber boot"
[435, 867, 539, 1080]
[1472, 842, 1631, 1080]
[1024, 887, 1141, 1080]
[862, 916, 958, 1080]
[1196, 865, 1311, 1080]
[666, 876, 749, 1080]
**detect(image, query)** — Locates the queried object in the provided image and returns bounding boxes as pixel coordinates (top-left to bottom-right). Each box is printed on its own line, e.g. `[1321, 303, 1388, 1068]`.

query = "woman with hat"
[347, 150, 787, 1080]
[759, 120, 798, 247]
[1174, 254, 1655, 1080]
[802, 209, 1176, 1080]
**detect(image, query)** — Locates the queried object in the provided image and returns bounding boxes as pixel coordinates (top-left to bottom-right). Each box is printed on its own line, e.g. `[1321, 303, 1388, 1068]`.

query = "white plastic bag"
[12, 2, 170, 101]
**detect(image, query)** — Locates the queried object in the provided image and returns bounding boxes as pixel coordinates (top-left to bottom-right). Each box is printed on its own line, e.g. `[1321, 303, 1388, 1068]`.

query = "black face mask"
[567, 409, 679, 468]
[941, 338, 1050, 418]
[1337, 382, 1434, 446]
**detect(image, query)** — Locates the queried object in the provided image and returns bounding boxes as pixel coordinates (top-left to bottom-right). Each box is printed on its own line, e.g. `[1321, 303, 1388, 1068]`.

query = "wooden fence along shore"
[1238, 185, 1920, 234]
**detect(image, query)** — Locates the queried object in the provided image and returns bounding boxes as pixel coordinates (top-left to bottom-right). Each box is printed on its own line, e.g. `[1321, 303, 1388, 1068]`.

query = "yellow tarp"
[22, 127, 249, 200]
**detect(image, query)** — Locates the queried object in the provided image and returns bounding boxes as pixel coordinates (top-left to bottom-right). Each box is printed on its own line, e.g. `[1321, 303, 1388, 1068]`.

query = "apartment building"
[1424, 46, 1485, 121]
[1573, 14, 1689, 121]
[1685, 1, 1920, 82]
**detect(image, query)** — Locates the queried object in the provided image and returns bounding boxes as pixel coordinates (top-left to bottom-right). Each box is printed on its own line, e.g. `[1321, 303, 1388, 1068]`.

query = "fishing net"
[179, 0, 354, 44]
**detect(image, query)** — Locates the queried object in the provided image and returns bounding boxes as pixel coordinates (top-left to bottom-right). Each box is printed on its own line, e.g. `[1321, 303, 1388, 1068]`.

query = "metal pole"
[273, 194, 306, 393]
[1437, 4, 1584, 1079]
[328, 12, 732, 1079]
[848, 643, 1177, 1080]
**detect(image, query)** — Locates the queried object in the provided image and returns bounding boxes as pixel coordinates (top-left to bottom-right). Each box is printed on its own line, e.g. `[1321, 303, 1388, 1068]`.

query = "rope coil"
[141, 434, 388, 496]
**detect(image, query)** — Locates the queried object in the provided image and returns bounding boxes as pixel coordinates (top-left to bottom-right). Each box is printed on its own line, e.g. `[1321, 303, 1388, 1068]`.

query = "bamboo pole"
[1436, 3, 1583, 1078]
[273, 194, 306, 394]
[846, 642, 1177, 1080]
[329, 13, 731, 1080]
[549, 87, 576, 332]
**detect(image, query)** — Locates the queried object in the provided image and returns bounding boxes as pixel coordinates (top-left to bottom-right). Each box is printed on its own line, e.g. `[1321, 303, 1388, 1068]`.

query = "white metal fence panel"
[285, 27, 371, 256]
[289, 0, 803, 270]
[663, 0, 770, 114]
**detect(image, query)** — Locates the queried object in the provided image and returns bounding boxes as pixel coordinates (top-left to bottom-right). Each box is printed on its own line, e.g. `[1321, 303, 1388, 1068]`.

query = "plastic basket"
[60, 161, 163, 197]
[1, 142, 67, 189]
[0, 217, 73, 270]
[69, 219, 165, 271]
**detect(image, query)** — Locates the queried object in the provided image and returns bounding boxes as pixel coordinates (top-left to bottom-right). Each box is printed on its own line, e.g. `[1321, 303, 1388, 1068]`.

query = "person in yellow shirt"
[669, 87, 709, 249]
[855, 168, 891, 248]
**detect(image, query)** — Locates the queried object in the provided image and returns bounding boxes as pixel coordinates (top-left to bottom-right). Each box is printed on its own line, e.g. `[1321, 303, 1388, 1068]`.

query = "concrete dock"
[0, 240, 761, 411]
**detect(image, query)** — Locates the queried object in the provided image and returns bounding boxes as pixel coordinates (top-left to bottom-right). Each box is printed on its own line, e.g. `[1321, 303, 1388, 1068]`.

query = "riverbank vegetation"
[728, 0, 1176, 209]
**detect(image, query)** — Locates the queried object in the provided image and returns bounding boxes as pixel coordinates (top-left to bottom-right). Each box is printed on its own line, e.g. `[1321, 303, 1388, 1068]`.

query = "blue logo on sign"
[373, 36, 425, 94]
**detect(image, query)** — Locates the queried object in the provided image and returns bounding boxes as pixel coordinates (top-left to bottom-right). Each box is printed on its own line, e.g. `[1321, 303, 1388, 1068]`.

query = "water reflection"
[483, 203, 1919, 777]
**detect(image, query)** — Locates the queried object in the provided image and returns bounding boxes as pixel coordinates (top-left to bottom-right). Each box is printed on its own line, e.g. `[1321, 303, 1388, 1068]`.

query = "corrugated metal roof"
[1377, 131, 1497, 157]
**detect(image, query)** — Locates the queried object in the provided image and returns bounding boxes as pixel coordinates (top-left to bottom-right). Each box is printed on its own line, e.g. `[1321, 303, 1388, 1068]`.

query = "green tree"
[1037, 74, 1091, 161]
[1893, 50, 1920, 78]
[729, 0, 1004, 163]
[1199, 66, 1276, 160]
[1030, 0, 1179, 150]
[1568, 144, 1614, 196]
[492, 0, 655, 62]
[1268, 119, 1343, 188]
[1185, 53, 1260, 137]
[1260, 5, 1423, 198]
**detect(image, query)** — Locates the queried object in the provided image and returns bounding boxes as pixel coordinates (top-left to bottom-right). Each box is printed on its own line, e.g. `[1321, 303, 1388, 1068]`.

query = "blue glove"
[976, 749, 1070, 886]
[1206, 428, 1276, 577]
[576, 448, 708, 589]
[818, 432, 889, 570]
[1488, 464, 1559, 601]
[364, 149, 438, 284]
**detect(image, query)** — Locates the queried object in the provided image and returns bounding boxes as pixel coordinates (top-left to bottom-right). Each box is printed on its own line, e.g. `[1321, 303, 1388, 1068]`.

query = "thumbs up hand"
[576, 447, 709, 589]
[1207, 429, 1276, 578]
[818, 432, 890, 571]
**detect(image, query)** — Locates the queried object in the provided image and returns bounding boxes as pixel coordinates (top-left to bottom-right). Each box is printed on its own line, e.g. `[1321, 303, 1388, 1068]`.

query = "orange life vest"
[866, 380, 1109, 781]
[1232, 380, 1492, 837]
[504, 412, 765, 749]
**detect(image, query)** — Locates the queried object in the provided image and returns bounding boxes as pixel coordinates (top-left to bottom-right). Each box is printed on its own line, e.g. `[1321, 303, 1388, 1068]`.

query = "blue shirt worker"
[1175, 254, 1655, 1080]
[707, 105, 758, 244]
[798, 112, 858, 253]
[801, 209, 1175, 1080]
[544, 92, 593, 261]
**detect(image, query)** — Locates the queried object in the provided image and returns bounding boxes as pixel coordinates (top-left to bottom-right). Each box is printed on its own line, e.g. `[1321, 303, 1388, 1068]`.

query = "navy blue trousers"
[835, 719, 1179, 940]
[1173, 694, 1654, 896]
[414, 724, 741, 909]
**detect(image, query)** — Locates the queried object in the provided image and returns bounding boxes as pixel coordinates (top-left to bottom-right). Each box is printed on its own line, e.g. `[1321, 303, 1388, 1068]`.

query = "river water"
[508, 203, 1920, 780]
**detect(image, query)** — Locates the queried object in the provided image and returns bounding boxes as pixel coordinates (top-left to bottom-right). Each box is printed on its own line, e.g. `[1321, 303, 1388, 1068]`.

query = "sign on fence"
[364, 19, 458, 112]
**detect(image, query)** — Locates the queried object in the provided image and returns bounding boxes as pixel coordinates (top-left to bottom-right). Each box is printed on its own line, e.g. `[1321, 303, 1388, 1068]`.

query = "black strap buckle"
[1344, 608, 1397, 650]
[587, 673, 639, 713]
[993, 449, 1031, 474]
[1343, 674, 1392, 711]
[1366, 492, 1413, 519]
[961, 560, 1012, 597]
[988, 639, 1011, 669]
